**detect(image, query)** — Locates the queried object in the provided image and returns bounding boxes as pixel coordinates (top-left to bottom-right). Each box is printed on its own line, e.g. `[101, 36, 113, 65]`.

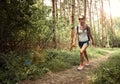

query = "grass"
[89, 48, 120, 84]
[0, 47, 116, 84]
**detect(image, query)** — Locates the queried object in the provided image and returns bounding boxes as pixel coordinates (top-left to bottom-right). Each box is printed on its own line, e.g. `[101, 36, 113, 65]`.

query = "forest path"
[20, 51, 113, 84]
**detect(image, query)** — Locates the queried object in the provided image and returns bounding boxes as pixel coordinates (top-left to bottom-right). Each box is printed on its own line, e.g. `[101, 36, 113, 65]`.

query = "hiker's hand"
[72, 42, 76, 47]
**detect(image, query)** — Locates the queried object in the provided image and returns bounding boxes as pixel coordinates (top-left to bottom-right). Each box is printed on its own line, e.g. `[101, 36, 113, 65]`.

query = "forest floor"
[20, 52, 112, 84]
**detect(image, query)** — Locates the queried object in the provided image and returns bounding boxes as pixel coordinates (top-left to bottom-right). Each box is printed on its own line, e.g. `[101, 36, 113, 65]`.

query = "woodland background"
[0, 0, 120, 53]
[0, 0, 120, 84]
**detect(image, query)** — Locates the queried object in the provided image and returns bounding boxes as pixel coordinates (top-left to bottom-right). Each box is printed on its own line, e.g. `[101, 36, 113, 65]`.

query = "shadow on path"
[20, 52, 112, 84]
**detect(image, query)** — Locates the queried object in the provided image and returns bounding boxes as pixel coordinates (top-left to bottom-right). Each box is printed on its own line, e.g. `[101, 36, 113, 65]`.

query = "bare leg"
[80, 50, 84, 66]
[79, 44, 88, 66]
[84, 50, 89, 64]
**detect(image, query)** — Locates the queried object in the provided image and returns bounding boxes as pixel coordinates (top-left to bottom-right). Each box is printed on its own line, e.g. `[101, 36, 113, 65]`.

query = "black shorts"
[78, 41, 89, 48]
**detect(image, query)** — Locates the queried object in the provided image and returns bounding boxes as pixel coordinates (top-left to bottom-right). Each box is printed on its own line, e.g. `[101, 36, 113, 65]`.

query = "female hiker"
[72, 15, 94, 70]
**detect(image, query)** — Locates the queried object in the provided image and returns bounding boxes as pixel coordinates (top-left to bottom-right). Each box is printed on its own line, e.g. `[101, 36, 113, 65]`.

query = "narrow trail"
[20, 52, 112, 84]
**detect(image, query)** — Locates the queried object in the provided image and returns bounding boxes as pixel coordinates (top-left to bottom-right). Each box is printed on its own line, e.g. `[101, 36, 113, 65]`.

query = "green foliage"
[0, 0, 34, 52]
[46, 49, 80, 72]
[0, 48, 111, 83]
[0, 49, 78, 83]
[56, 17, 71, 49]
[29, 5, 53, 49]
[109, 17, 120, 48]
[87, 47, 109, 58]
[0, 0, 53, 53]
[0, 50, 49, 84]
[90, 49, 120, 84]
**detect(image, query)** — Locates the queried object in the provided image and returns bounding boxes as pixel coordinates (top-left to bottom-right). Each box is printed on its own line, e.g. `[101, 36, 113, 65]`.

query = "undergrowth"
[90, 49, 120, 84]
[0, 47, 112, 84]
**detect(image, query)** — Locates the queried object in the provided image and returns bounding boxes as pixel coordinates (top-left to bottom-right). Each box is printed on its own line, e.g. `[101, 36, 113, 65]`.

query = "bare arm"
[88, 26, 95, 45]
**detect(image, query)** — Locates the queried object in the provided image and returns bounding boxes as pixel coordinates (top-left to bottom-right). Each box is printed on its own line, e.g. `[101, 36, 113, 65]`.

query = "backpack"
[77, 25, 90, 41]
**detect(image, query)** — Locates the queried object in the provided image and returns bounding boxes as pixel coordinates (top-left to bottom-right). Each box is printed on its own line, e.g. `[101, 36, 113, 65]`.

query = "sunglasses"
[78, 18, 84, 20]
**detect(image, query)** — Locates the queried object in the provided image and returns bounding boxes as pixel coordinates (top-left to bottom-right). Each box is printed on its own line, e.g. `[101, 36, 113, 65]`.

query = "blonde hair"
[78, 15, 85, 19]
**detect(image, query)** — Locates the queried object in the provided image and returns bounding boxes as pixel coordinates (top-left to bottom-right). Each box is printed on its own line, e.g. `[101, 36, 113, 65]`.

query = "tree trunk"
[77, 0, 81, 16]
[56, 0, 58, 19]
[70, 0, 75, 50]
[108, 0, 113, 33]
[60, 0, 62, 16]
[52, 0, 57, 48]
[89, 0, 92, 28]
[84, 0, 87, 18]
[107, 0, 113, 47]
[101, 0, 106, 47]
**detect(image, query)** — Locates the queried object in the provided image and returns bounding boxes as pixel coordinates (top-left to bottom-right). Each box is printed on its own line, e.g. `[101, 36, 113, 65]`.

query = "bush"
[0, 50, 49, 84]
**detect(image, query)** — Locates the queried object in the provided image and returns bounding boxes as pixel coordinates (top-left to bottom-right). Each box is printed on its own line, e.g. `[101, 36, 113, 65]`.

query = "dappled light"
[0, 0, 120, 84]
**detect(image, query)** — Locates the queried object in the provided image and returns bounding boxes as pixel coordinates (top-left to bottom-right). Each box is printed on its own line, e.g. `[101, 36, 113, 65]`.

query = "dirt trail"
[20, 53, 111, 84]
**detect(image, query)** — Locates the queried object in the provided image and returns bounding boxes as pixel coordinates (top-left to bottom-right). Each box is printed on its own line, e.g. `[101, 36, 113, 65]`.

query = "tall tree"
[52, 0, 57, 48]
[60, 0, 62, 16]
[70, 0, 75, 50]
[108, 0, 113, 32]
[0, 0, 34, 53]
[77, 0, 81, 16]
[88, 0, 92, 28]
[101, 0, 106, 47]
[108, 0, 114, 47]
[56, 0, 58, 19]
[84, 0, 87, 18]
